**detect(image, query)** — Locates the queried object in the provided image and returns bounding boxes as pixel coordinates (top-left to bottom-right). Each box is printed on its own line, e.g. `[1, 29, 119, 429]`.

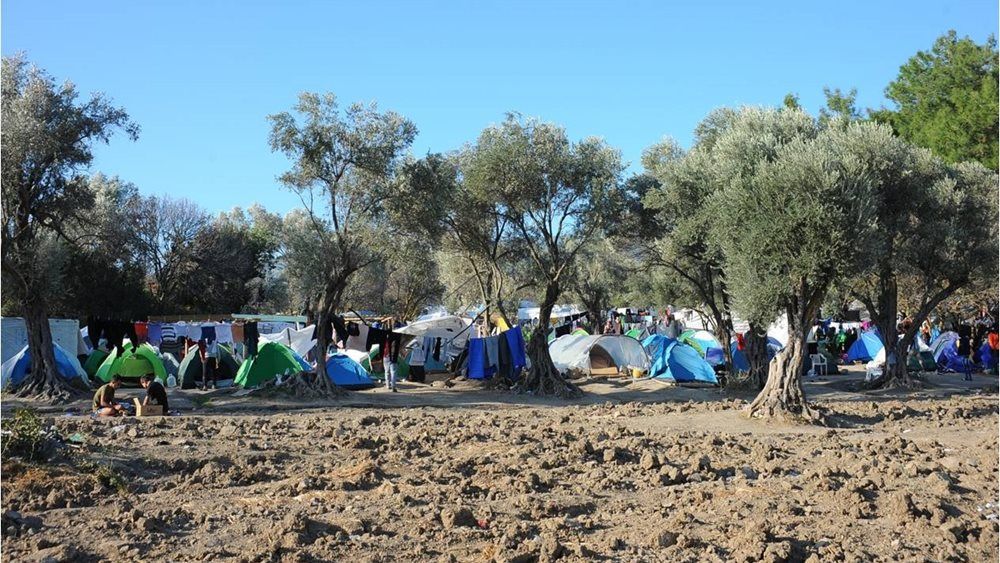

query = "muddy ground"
[2, 368, 998, 562]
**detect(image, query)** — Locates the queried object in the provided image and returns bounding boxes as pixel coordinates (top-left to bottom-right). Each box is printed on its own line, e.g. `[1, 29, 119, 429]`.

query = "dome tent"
[845, 330, 884, 363]
[94, 342, 168, 384]
[642, 335, 717, 384]
[83, 348, 109, 378]
[324, 352, 376, 389]
[549, 334, 650, 376]
[679, 329, 725, 366]
[234, 342, 304, 388]
[177, 344, 240, 389]
[1, 343, 89, 389]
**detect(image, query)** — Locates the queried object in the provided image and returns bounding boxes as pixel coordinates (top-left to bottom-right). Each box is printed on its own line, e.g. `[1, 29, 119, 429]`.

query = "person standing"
[198, 339, 217, 390]
[957, 325, 974, 381]
[383, 340, 398, 392]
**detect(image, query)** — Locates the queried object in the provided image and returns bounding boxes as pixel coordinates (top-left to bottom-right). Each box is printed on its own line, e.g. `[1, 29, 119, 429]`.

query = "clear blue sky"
[3, 0, 997, 214]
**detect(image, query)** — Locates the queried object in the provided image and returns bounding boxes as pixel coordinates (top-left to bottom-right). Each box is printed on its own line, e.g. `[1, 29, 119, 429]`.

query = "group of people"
[92, 374, 169, 417]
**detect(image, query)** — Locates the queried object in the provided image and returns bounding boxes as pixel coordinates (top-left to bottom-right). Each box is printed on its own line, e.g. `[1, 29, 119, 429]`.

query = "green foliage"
[1, 409, 49, 462]
[874, 30, 999, 169]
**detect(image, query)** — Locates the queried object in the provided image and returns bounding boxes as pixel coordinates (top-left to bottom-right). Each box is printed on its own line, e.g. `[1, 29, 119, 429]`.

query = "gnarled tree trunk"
[309, 278, 348, 397]
[13, 297, 78, 403]
[517, 283, 581, 398]
[747, 306, 820, 422]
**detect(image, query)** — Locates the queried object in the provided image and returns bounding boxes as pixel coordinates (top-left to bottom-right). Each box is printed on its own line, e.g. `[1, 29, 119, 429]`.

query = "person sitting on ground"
[139, 374, 169, 413]
[93, 375, 124, 417]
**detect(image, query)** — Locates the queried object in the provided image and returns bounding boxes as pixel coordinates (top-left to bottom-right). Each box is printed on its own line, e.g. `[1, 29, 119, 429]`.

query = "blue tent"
[1, 344, 88, 388]
[978, 342, 995, 372]
[846, 330, 883, 363]
[325, 353, 377, 390]
[729, 337, 783, 373]
[642, 335, 717, 384]
[290, 349, 312, 372]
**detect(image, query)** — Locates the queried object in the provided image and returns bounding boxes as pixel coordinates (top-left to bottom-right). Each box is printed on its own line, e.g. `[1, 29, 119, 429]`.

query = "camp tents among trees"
[2, 30, 997, 420]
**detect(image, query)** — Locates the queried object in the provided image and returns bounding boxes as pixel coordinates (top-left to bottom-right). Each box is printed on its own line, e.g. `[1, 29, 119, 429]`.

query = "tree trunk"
[13, 297, 78, 403]
[747, 308, 819, 422]
[516, 282, 581, 398]
[309, 285, 346, 397]
[744, 323, 769, 390]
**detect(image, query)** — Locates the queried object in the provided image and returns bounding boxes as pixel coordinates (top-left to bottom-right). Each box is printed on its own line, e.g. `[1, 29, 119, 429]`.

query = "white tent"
[548, 334, 650, 376]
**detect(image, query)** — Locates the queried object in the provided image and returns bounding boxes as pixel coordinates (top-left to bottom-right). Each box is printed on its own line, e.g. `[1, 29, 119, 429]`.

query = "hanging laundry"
[467, 338, 488, 380]
[366, 327, 387, 352]
[433, 338, 442, 361]
[498, 334, 514, 381]
[160, 323, 177, 342]
[231, 323, 244, 344]
[505, 326, 527, 369]
[554, 324, 572, 338]
[332, 316, 349, 345]
[134, 322, 148, 344]
[215, 324, 233, 344]
[485, 335, 500, 370]
[243, 322, 260, 358]
[147, 323, 163, 346]
[200, 325, 217, 344]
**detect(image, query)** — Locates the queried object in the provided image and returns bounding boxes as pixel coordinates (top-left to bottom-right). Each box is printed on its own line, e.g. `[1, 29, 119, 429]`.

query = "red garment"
[989, 332, 999, 350]
[134, 322, 148, 344]
[736, 333, 746, 351]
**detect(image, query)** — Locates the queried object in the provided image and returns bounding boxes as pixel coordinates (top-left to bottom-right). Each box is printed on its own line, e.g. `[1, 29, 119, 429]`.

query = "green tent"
[234, 342, 303, 388]
[83, 349, 109, 378]
[178, 344, 239, 389]
[907, 350, 937, 372]
[625, 328, 642, 339]
[573, 328, 589, 336]
[94, 342, 167, 384]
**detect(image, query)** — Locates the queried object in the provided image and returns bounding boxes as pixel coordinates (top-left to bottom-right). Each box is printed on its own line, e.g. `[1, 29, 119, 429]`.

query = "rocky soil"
[2, 391, 998, 562]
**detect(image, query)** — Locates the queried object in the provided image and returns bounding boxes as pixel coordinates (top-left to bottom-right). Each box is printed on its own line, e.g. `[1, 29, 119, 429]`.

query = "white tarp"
[1, 318, 81, 364]
[518, 304, 584, 321]
[394, 315, 472, 345]
[548, 334, 650, 375]
[259, 325, 316, 359]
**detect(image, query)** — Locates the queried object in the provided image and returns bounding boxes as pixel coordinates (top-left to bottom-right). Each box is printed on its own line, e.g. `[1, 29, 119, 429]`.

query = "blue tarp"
[730, 342, 751, 373]
[846, 330, 883, 362]
[1, 344, 86, 388]
[325, 353, 376, 389]
[642, 335, 717, 384]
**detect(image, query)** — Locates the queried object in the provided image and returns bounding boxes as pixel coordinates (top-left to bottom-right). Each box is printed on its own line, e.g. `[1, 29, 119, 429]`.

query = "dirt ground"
[2, 367, 998, 562]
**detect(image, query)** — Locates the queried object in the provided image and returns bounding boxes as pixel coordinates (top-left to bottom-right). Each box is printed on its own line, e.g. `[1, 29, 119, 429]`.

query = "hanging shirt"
[134, 322, 148, 344]
[201, 325, 217, 344]
[231, 323, 244, 344]
[215, 324, 233, 344]
[147, 323, 163, 346]
[160, 323, 177, 342]
[409, 343, 426, 367]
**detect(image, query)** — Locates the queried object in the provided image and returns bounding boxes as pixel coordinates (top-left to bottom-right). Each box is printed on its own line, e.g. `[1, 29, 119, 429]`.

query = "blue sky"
[3, 0, 997, 214]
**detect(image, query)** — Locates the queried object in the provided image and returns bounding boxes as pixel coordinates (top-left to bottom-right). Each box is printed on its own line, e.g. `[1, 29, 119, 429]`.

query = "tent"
[82, 348, 109, 378]
[931, 332, 980, 373]
[931, 331, 959, 361]
[394, 314, 473, 347]
[642, 335, 717, 384]
[549, 334, 650, 376]
[907, 350, 938, 371]
[845, 330, 884, 363]
[177, 345, 240, 389]
[324, 353, 376, 389]
[94, 342, 167, 384]
[679, 330, 725, 366]
[234, 342, 304, 388]
[572, 328, 590, 337]
[978, 342, 996, 373]
[1, 344, 89, 389]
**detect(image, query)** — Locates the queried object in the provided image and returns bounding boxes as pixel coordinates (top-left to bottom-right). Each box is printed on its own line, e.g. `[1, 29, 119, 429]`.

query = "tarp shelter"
[845, 330, 884, 363]
[518, 304, 584, 322]
[83, 349, 109, 378]
[679, 330, 725, 366]
[907, 350, 938, 371]
[931, 331, 958, 361]
[549, 334, 650, 376]
[642, 335, 718, 384]
[1, 344, 88, 389]
[932, 332, 978, 373]
[977, 342, 995, 371]
[324, 353, 376, 389]
[1, 317, 81, 364]
[394, 315, 472, 347]
[234, 342, 304, 388]
[178, 345, 240, 389]
[94, 342, 168, 384]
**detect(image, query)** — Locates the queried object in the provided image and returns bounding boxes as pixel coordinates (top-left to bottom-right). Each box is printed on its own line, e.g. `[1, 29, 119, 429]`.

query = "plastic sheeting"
[548, 334, 650, 375]
[394, 315, 472, 344]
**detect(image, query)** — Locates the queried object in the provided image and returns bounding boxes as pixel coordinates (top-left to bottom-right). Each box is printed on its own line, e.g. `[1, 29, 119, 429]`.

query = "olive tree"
[465, 115, 625, 397]
[268, 92, 418, 392]
[1, 55, 137, 401]
[712, 108, 880, 420]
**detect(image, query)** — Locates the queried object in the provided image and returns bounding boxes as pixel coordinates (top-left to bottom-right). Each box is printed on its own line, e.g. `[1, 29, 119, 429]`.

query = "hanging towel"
[243, 322, 259, 358]
[485, 336, 500, 370]
[215, 324, 233, 344]
[505, 326, 527, 369]
[231, 323, 244, 344]
[201, 325, 217, 344]
[147, 323, 163, 346]
[468, 338, 488, 380]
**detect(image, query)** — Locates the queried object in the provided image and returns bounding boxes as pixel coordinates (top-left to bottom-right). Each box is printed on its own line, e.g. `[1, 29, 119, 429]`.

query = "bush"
[1, 408, 51, 462]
